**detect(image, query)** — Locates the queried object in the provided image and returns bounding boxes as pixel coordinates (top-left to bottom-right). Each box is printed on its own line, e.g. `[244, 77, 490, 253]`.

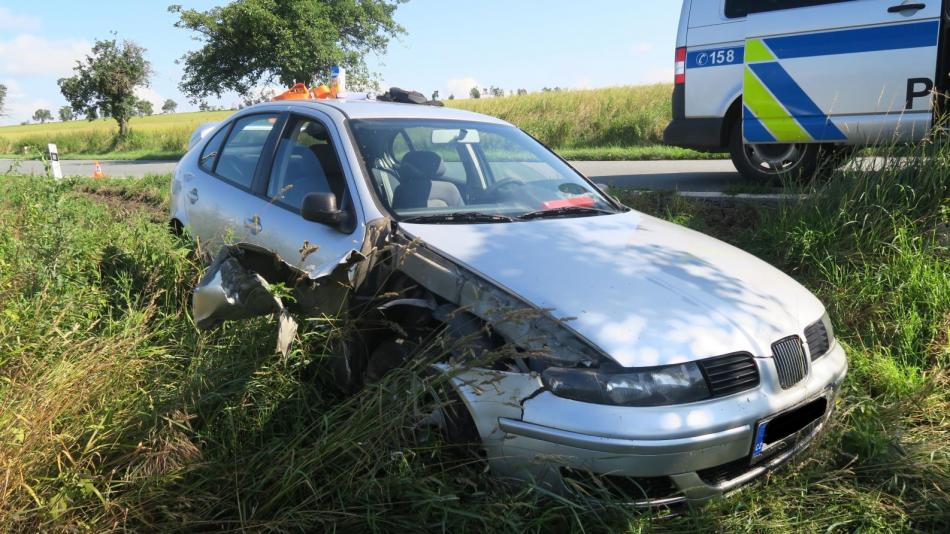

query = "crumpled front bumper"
[453, 343, 848, 505]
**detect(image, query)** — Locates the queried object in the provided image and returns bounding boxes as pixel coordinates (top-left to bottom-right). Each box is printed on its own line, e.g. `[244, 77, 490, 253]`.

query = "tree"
[517, 88, 528, 96]
[448, 94, 455, 100]
[58, 38, 152, 136]
[170, 0, 406, 101]
[58, 106, 74, 122]
[162, 98, 178, 113]
[431, 90, 440, 101]
[490, 86, 504, 98]
[135, 98, 154, 116]
[469, 87, 481, 99]
[0, 84, 7, 116]
[32, 109, 52, 124]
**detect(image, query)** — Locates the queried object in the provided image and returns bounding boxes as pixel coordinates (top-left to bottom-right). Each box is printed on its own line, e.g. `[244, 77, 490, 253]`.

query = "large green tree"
[58, 38, 152, 136]
[0, 84, 7, 115]
[161, 98, 178, 113]
[169, 0, 406, 100]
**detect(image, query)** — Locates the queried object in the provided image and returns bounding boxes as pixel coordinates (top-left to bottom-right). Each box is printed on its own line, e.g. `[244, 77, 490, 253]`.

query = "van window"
[725, 0, 853, 19]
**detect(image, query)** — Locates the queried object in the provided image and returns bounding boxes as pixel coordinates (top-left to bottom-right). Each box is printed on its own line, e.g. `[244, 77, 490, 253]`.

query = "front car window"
[267, 117, 347, 211]
[350, 119, 620, 222]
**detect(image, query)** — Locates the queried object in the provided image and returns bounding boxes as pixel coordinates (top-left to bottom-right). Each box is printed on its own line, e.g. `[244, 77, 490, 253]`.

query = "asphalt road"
[1, 158, 745, 192]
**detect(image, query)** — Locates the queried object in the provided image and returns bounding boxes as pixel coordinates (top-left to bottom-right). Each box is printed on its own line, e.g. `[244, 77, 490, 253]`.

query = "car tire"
[366, 337, 481, 450]
[729, 119, 820, 184]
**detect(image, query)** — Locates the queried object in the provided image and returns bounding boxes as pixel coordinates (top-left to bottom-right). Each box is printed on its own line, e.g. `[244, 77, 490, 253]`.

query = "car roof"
[284, 98, 511, 125]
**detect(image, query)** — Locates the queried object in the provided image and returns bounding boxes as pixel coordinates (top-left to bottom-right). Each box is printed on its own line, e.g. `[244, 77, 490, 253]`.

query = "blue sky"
[0, 1, 680, 125]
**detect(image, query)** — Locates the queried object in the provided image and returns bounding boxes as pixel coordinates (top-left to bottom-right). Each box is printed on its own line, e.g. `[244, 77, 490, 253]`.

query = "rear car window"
[199, 126, 229, 173]
[214, 114, 278, 189]
[725, 0, 853, 18]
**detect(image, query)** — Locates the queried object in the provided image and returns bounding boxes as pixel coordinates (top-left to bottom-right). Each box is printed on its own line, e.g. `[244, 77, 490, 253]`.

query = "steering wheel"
[482, 178, 525, 199]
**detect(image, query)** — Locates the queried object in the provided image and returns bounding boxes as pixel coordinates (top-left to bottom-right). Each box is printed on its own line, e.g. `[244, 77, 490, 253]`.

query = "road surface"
[1, 158, 745, 192]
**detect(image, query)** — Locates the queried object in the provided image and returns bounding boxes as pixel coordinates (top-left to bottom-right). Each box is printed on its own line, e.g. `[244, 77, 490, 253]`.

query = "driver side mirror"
[301, 192, 348, 230]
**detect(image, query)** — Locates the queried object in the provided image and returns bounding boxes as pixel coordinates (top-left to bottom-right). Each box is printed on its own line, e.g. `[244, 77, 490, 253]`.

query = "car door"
[252, 111, 367, 277]
[739, 0, 942, 144]
[184, 112, 283, 252]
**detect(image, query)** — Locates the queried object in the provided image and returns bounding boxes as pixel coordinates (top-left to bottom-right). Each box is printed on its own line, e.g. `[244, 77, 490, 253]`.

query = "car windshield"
[349, 119, 620, 222]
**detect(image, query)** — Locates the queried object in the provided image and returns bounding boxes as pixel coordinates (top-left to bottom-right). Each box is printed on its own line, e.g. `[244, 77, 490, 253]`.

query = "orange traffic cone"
[92, 161, 105, 178]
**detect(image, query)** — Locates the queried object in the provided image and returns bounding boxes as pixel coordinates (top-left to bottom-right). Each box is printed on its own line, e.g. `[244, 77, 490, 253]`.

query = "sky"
[0, 0, 681, 126]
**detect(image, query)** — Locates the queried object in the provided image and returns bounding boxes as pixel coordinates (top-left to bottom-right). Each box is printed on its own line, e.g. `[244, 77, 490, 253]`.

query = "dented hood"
[400, 211, 824, 368]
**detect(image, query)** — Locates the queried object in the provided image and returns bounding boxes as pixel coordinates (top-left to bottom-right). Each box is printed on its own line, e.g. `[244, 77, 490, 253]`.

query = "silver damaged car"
[171, 97, 848, 506]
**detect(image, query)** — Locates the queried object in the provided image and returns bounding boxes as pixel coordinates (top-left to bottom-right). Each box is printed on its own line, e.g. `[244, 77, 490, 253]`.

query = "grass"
[0, 139, 947, 530]
[0, 111, 233, 159]
[0, 85, 718, 162]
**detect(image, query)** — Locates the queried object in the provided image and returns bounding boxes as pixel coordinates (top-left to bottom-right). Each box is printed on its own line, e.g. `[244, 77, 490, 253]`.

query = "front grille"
[698, 457, 752, 486]
[560, 468, 680, 501]
[699, 353, 760, 397]
[772, 336, 808, 389]
[804, 320, 830, 360]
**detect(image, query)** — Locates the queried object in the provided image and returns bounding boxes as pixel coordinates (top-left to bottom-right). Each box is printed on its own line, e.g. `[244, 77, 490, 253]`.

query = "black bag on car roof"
[378, 87, 444, 106]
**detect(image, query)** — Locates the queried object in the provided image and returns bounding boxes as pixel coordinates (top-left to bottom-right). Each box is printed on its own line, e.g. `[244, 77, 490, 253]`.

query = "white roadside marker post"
[48, 143, 63, 179]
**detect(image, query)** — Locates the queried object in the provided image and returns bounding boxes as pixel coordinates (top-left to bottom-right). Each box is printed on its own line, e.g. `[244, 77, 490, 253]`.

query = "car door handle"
[187, 188, 199, 204]
[888, 3, 926, 13]
[244, 215, 262, 235]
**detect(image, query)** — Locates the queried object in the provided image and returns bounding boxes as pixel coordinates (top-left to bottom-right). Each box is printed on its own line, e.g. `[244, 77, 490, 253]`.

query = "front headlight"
[541, 363, 711, 407]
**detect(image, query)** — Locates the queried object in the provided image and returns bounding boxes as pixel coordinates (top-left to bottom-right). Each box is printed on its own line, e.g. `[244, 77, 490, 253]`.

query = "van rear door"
[739, 0, 941, 145]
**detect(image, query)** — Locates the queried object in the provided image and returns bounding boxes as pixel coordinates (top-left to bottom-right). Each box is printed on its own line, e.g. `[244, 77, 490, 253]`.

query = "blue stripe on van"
[762, 20, 940, 59]
[743, 106, 777, 143]
[748, 62, 848, 141]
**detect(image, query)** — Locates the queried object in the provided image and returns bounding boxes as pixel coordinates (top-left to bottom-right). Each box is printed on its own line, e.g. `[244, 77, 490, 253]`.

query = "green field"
[0, 85, 720, 161]
[0, 138, 947, 530]
[0, 110, 233, 160]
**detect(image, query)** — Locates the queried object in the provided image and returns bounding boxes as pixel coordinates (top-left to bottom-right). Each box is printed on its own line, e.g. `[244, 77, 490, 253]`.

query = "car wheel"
[729, 119, 820, 184]
[367, 338, 481, 450]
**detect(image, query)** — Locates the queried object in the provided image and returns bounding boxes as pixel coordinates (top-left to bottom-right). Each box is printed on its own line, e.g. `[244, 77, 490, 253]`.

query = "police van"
[664, 0, 948, 181]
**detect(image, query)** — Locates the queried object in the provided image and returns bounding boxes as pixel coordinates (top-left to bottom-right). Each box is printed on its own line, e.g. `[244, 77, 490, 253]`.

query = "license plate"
[750, 396, 829, 465]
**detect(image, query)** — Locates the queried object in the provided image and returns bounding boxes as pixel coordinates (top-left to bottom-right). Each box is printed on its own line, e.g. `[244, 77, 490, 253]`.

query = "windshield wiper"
[401, 211, 516, 224]
[518, 206, 616, 221]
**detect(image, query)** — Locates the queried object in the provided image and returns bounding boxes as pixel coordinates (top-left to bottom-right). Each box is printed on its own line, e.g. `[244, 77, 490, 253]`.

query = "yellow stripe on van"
[744, 39, 776, 63]
[743, 67, 811, 142]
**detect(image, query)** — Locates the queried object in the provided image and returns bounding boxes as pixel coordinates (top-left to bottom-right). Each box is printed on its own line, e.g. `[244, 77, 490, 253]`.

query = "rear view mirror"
[431, 128, 480, 144]
[301, 192, 348, 230]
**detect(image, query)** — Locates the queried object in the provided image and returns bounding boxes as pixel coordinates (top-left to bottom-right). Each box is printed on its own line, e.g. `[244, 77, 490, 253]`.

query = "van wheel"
[729, 119, 819, 183]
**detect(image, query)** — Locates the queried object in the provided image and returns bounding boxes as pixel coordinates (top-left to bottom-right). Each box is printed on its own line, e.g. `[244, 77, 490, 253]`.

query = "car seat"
[392, 151, 463, 210]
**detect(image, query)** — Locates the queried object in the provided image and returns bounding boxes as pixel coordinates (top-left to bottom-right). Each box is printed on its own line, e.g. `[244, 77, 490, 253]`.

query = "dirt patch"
[74, 185, 166, 223]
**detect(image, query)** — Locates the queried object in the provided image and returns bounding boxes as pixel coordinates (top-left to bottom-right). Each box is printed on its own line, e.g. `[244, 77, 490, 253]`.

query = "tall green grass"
[446, 85, 673, 149]
[0, 137, 948, 530]
[0, 86, 682, 160]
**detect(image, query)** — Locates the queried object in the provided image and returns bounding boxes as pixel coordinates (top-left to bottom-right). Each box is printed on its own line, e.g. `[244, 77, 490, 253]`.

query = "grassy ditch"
[0, 144, 947, 530]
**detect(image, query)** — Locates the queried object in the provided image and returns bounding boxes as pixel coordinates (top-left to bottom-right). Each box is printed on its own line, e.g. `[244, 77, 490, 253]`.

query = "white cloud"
[0, 34, 90, 77]
[639, 66, 674, 84]
[134, 86, 165, 110]
[631, 42, 656, 55]
[445, 77, 480, 99]
[0, 8, 41, 32]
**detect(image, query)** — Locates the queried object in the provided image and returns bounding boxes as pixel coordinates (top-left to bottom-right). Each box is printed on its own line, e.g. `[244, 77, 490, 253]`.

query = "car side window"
[725, 0, 853, 18]
[214, 114, 278, 189]
[199, 126, 229, 173]
[266, 117, 347, 212]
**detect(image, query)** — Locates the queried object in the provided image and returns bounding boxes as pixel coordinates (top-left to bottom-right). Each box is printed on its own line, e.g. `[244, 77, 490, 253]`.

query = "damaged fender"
[192, 244, 367, 355]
